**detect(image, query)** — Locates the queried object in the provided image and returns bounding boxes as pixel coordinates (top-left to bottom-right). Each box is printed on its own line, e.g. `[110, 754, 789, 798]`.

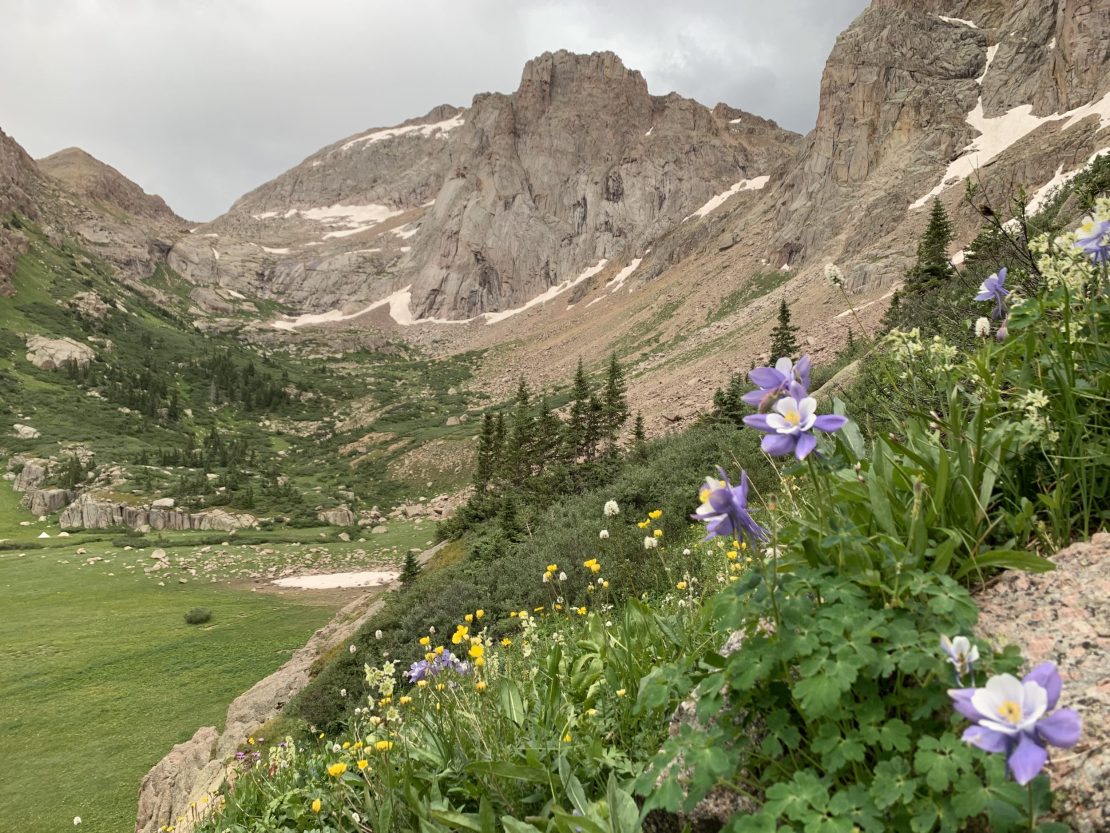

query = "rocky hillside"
[166, 50, 800, 318]
[0, 126, 47, 295]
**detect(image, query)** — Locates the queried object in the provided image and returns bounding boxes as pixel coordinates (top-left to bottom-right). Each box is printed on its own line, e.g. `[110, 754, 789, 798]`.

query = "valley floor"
[0, 486, 422, 833]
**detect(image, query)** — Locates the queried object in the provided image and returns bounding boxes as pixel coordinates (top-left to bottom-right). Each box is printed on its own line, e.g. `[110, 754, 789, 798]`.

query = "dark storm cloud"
[0, 0, 868, 221]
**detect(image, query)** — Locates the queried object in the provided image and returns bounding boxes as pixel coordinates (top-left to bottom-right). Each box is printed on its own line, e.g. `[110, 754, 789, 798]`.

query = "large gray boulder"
[25, 335, 95, 370]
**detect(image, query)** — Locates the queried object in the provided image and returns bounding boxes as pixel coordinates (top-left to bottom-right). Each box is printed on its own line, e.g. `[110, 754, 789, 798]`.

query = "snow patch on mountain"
[339, 113, 465, 152]
[685, 176, 770, 220]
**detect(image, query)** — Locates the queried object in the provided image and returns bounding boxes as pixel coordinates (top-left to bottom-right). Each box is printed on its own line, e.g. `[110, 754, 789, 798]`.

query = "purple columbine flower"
[742, 355, 811, 411]
[1074, 215, 1110, 263]
[974, 267, 1010, 320]
[691, 467, 767, 544]
[940, 635, 980, 684]
[743, 395, 847, 460]
[948, 662, 1081, 785]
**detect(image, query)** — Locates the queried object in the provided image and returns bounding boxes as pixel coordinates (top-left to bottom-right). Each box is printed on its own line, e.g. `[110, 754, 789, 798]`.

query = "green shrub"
[184, 607, 212, 625]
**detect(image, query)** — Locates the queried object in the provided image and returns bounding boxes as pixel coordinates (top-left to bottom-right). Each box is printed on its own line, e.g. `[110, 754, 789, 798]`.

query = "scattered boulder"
[152, 497, 176, 509]
[66, 291, 110, 318]
[24, 335, 95, 370]
[12, 423, 40, 439]
[316, 505, 356, 526]
[12, 458, 48, 491]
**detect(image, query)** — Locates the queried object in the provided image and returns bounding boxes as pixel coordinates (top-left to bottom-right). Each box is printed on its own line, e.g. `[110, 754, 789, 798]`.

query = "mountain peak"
[37, 146, 181, 222]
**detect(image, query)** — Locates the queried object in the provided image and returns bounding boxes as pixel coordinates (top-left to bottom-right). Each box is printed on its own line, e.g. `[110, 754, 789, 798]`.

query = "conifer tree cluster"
[472, 355, 630, 496]
[462, 355, 633, 537]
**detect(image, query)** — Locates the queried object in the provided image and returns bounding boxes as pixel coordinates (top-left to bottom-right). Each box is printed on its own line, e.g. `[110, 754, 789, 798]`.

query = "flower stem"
[1028, 782, 1036, 833]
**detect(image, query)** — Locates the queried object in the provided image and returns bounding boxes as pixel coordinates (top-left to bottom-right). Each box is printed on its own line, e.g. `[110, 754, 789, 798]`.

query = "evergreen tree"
[769, 299, 800, 360]
[601, 353, 629, 451]
[712, 372, 748, 426]
[907, 198, 955, 290]
[583, 394, 604, 461]
[503, 379, 535, 480]
[400, 550, 422, 586]
[567, 358, 592, 460]
[473, 413, 499, 493]
[533, 392, 564, 466]
[632, 412, 647, 454]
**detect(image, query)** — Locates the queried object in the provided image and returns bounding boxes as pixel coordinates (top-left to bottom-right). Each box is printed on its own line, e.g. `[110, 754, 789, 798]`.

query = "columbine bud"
[995, 321, 1009, 341]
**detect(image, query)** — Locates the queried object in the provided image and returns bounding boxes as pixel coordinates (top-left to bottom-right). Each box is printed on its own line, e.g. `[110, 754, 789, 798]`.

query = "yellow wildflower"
[576, 606, 587, 615]
[476, 609, 485, 619]
[399, 696, 412, 705]
[648, 509, 662, 519]
[435, 645, 445, 654]
[563, 733, 573, 742]
[419, 636, 430, 646]
[501, 637, 512, 646]
[546, 563, 558, 572]
[375, 740, 394, 752]
[676, 581, 688, 590]
[654, 529, 663, 538]
[416, 679, 428, 688]
[534, 606, 544, 612]
[469, 643, 485, 660]
[425, 651, 436, 661]
[464, 613, 473, 623]
[357, 759, 369, 771]
[509, 611, 518, 618]
[327, 762, 347, 777]
[247, 737, 255, 746]
[726, 550, 738, 561]
[342, 741, 350, 749]
[616, 688, 627, 697]
[476, 680, 488, 691]
[637, 520, 649, 529]
[311, 799, 322, 813]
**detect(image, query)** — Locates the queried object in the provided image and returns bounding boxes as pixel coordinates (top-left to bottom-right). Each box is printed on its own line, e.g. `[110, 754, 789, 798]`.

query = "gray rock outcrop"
[12, 423, 40, 439]
[134, 727, 220, 833]
[22, 488, 76, 516]
[58, 493, 256, 532]
[25, 335, 95, 370]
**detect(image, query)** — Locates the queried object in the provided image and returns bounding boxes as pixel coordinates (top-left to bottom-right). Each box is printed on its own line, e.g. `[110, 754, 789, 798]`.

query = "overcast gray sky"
[0, 0, 868, 221]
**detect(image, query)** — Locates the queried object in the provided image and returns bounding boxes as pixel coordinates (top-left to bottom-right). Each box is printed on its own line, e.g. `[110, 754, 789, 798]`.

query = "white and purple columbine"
[742, 356, 811, 411]
[1074, 214, 1110, 264]
[949, 662, 1081, 785]
[975, 267, 1010, 320]
[692, 467, 766, 545]
[743, 395, 847, 460]
[406, 649, 470, 683]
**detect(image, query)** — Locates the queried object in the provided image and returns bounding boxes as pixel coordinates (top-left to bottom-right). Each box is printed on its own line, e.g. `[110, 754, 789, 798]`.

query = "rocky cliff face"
[166, 52, 800, 319]
[762, 0, 1110, 281]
